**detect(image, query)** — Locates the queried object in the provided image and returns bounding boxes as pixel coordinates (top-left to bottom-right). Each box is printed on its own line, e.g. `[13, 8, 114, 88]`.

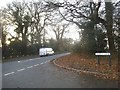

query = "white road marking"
[45, 60, 50, 63]
[34, 58, 41, 60]
[44, 61, 47, 63]
[17, 57, 41, 63]
[4, 60, 51, 76]
[27, 66, 33, 69]
[34, 64, 39, 67]
[39, 60, 51, 65]
[40, 62, 44, 65]
[4, 72, 15, 76]
[17, 68, 25, 72]
[18, 61, 21, 63]
[48, 60, 50, 62]
[28, 59, 33, 61]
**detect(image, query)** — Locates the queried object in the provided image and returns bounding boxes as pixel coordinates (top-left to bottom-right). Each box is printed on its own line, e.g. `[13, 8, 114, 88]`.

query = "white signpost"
[95, 53, 111, 66]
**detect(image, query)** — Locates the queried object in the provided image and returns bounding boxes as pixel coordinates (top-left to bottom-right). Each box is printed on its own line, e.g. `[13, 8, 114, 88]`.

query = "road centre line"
[4, 72, 15, 76]
[28, 57, 41, 60]
[17, 57, 41, 63]
[34, 64, 39, 67]
[17, 54, 69, 63]
[45, 61, 49, 63]
[18, 61, 21, 63]
[48, 60, 51, 62]
[44, 61, 47, 63]
[4, 61, 50, 76]
[27, 66, 33, 69]
[17, 68, 25, 72]
[34, 57, 41, 59]
[28, 59, 33, 61]
[40, 62, 44, 65]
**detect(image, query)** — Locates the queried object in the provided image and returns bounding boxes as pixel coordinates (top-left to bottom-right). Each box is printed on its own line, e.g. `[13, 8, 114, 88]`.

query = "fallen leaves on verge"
[55, 53, 118, 80]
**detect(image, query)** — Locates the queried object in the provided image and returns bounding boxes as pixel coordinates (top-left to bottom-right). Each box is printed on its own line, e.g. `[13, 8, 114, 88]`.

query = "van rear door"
[39, 48, 46, 56]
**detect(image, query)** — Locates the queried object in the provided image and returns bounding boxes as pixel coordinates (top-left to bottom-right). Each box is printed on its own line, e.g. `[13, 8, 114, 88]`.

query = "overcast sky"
[0, 0, 117, 8]
[0, 0, 80, 42]
[1, 0, 116, 43]
[0, 0, 118, 46]
[0, 0, 14, 8]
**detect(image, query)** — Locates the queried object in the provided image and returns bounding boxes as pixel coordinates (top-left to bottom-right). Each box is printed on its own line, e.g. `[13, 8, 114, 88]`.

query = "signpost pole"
[108, 55, 111, 66]
[97, 56, 100, 65]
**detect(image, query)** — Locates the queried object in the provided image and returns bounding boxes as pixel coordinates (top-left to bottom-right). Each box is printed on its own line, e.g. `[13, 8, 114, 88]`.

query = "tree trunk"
[22, 32, 27, 55]
[105, 1, 115, 52]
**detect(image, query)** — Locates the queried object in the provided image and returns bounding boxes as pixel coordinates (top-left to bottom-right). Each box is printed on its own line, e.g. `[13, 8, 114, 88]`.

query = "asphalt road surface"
[2, 53, 118, 88]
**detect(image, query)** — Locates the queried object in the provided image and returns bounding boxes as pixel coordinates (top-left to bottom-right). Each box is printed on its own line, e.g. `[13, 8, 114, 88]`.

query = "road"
[2, 53, 118, 88]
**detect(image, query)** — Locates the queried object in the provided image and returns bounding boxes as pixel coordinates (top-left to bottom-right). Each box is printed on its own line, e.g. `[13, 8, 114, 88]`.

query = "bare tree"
[104, 0, 115, 52]
[27, 1, 49, 45]
[53, 24, 69, 41]
[52, 23, 69, 51]
[6, 1, 33, 54]
[0, 8, 10, 46]
[45, 0, 118, 52]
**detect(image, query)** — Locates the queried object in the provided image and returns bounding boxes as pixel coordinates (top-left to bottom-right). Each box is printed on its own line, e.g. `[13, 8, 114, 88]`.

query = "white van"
[39, 48, 54, 56]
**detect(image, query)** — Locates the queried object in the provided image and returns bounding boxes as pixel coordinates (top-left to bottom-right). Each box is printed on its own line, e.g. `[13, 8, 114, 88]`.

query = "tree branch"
[58, 9, 82, 28]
